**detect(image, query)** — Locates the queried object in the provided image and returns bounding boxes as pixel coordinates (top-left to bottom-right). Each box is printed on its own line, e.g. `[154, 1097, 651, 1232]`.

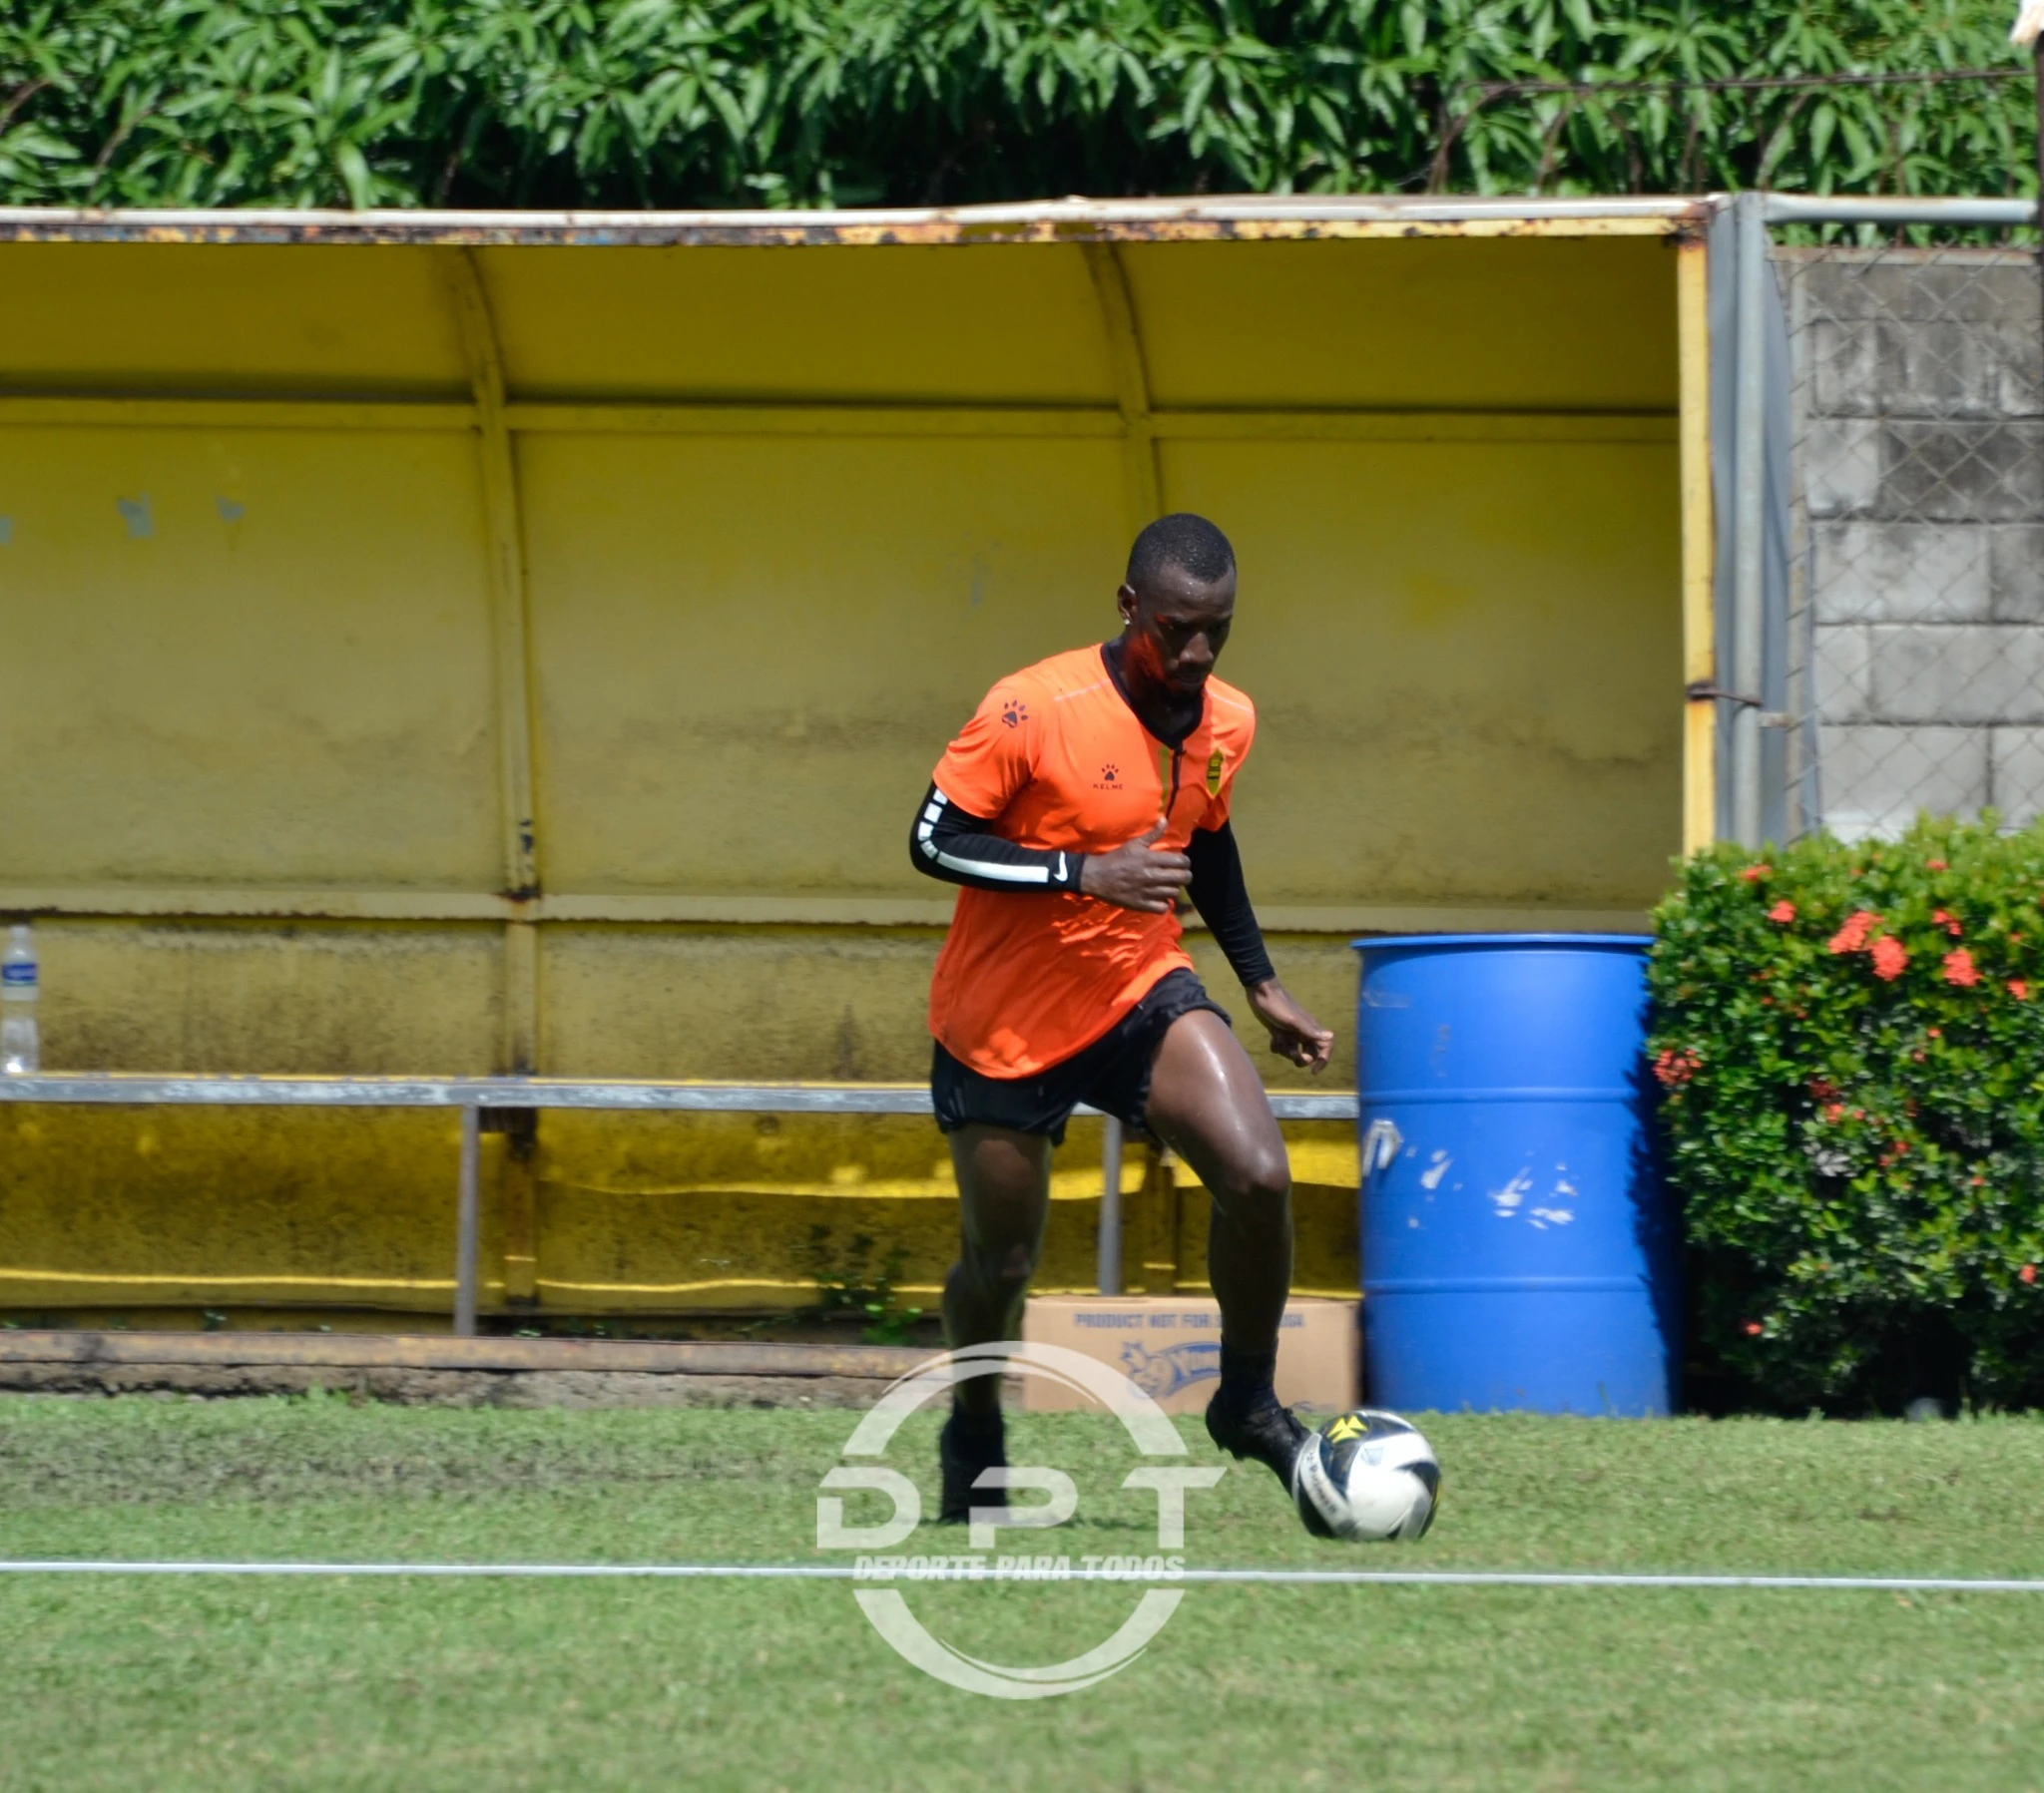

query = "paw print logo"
[1001, 699, 1029, 729]
[1101, 763, 1120, 784]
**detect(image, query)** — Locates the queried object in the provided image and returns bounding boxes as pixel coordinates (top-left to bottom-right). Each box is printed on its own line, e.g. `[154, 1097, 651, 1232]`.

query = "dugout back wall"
[0, 200, 1712, 1323]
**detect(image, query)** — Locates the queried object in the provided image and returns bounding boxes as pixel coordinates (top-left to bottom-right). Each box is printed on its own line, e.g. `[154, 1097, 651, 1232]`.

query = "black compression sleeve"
[909, 783, 1085, 895]
[1185, 821, 1278, 989]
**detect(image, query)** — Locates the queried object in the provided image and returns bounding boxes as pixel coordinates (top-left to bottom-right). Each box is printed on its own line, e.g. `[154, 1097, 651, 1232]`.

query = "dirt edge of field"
[0, 1363, 897, 1407]
[0, 1331, 930, 1408]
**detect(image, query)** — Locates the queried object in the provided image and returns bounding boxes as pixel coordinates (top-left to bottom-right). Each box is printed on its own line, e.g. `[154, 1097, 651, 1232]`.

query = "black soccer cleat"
[1204, 1387, 1310, 1490]
[937, 1407, 1007, 1525]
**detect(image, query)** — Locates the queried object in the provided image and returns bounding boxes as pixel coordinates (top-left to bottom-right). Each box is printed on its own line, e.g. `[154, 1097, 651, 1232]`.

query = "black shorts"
[931, 967, 1233, 1146]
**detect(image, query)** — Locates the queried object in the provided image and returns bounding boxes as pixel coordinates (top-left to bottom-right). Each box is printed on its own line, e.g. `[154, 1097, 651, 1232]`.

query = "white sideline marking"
[0, 1561, 2039, 1592]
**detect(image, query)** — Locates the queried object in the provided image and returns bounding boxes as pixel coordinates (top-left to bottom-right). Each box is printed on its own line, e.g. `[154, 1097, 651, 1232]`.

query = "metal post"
[1096, 1117, 1124, 1296]
[453, 1106, 481, 1338]
[1730, 191, 1770, 849]
[2034, 41, 2044, 369]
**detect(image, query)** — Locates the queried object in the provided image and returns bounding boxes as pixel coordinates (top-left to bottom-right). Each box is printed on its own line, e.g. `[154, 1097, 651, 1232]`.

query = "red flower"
[1928, 1028, 1941, 1038]
[1932, 909, 1962, 937]
[2011, 980, 2030, 1002]
[1822, 1103, 1844, 1121]
[1829, 911, 1879, 954]
[2023, 1264, 2037, 1286]
[1927, 859, 1948, 872]
[1768, 900, 1796, 923]
[1871, 936, 1908, 980]
[1740, 864, 1771, 882]
[1743, 1321, 1764, 1336]
[1653, 1048, 1701, 1089]
[1943, 948, 1979, 987]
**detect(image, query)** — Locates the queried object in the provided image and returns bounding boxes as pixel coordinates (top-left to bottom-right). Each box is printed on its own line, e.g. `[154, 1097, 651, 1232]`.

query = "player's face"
[1118, 566, 1237, 695]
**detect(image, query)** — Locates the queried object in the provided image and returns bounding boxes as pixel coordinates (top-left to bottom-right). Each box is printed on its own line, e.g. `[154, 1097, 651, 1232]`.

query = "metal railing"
[0, 1075, 1360, 1332]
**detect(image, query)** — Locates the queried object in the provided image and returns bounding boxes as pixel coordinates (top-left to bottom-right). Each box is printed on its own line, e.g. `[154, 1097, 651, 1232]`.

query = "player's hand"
[1246, 979, 1334, 1074]
[1078, 820, 1192, 914]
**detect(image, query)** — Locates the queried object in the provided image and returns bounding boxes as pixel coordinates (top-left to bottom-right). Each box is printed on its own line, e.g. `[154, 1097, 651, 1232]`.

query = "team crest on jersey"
[1205, 747, 1226, 796]
[1001, 699, 1028, 729]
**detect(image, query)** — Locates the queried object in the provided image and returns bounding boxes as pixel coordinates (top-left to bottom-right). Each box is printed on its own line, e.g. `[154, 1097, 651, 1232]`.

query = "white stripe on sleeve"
[918, 787, 1053, 885]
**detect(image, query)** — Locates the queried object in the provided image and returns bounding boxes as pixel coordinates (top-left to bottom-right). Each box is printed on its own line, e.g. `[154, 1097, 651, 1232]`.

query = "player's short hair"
[1126, 513, 1236, 592]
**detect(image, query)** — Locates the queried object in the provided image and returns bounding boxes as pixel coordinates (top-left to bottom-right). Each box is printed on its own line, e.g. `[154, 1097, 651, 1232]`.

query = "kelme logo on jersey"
[1205, 748, 1226, 796]
[1094, 763, 1122, 790]
[1001, 699, 1028, 729]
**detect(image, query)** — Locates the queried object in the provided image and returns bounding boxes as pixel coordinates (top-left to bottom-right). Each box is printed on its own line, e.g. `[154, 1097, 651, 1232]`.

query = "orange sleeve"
[932, 678, 1041, 819]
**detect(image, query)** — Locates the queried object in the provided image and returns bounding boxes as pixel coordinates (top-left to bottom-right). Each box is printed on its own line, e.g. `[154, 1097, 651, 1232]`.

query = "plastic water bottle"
[2, 923, 39, 1075]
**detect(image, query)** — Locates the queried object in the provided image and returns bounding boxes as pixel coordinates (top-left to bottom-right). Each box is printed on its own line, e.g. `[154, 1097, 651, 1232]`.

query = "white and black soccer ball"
[1291, 1409, 1440, 1543]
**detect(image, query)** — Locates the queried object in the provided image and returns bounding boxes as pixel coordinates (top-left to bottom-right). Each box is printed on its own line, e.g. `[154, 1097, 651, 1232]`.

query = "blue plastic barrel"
[1350, 934, 1675, 1417]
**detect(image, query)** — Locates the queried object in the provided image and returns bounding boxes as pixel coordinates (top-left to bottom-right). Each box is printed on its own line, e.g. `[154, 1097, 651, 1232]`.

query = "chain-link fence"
[1779, 232, 2044, 842]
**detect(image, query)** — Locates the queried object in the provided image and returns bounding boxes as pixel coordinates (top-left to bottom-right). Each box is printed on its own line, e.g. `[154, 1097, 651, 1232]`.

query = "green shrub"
[0, 0, 2032, 212]
[1650, 817, 2044, 1414]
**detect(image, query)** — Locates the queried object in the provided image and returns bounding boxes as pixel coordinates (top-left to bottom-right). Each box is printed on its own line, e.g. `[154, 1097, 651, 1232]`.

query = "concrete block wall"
[1785, 249, 2044, 839]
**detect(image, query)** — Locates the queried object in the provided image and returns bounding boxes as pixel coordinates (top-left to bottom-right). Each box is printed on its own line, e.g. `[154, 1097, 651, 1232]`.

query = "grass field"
[0, 1395, 2041, 1791]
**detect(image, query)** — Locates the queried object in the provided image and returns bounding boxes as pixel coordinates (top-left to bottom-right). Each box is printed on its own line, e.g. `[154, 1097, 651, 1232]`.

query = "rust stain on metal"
[0, 198, 1713, 251]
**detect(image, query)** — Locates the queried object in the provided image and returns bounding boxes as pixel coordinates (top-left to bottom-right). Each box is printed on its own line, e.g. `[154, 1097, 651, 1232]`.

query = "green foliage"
[0, 0, 2033, 212]
[797, 1225, 926, 1344]
[1651, 818, 2044, 1413]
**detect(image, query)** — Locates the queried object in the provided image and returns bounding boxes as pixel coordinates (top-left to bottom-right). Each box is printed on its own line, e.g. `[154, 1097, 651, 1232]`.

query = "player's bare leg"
[943, 1124, 1052, 1400]
[936, 1123, 1051, 1518]
[1143, 1008, 1307, 1485]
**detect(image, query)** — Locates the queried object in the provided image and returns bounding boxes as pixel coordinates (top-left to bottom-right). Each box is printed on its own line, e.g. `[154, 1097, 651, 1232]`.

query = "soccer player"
[909, 511, 1335, 1519]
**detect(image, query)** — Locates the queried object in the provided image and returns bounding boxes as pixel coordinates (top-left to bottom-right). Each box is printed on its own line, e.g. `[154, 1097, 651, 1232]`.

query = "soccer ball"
[1291, 1409, 1440, 1543]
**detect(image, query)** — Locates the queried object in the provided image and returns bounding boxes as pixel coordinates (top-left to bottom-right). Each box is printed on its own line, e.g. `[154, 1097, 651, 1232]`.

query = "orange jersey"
[926, 644, 1257, 1079]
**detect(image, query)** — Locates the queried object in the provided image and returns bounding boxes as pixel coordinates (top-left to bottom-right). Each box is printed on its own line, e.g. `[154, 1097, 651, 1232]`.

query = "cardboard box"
[1021, 1296, 1359, 1417]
